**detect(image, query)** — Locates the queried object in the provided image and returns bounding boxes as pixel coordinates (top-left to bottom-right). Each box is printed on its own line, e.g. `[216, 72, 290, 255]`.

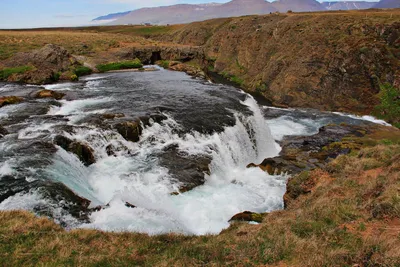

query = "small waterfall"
[61, 95, 286, 235]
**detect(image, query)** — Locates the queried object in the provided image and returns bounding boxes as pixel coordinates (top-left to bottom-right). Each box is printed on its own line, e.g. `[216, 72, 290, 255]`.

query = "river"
[0, 67, 389, 235]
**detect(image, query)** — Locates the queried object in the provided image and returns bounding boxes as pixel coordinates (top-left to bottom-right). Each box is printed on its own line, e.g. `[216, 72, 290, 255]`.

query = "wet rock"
[115, 120, 143, 142]
[0, 96, 23, 108]
[160, 145, 211, 192]
[89, 204, 110, 212]
[0, 125, 8, 138]
[35, 182, 92, 223]
[53, 135, 73, 150]
[139, 113, 168, 127]
[68, 142, 96, 166]
[34, 89, 65, 100]
[125, 202, 136, 208]
[102, 113, 125, 120]
[253, 124, 371, 176]
[0, 177, 91, 224]
[229, 211, 264, 223]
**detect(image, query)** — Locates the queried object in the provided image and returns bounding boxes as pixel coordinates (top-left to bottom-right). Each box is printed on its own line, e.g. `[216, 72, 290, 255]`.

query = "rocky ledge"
[232, 122, 400, 223]
[1, 44, 85, 84]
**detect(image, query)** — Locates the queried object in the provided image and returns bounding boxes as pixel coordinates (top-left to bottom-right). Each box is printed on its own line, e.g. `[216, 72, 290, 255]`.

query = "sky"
[0, 0, 379, 29]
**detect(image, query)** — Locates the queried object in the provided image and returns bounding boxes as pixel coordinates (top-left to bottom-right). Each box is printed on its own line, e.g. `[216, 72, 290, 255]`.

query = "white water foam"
[48, 97, 112, 116]
[333, 112, 391, 126]
[54, 96, 284, 235]
[0, 94, 291, 235]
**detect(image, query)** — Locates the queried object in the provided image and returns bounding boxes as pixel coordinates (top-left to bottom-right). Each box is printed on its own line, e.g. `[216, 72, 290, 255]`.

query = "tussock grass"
[1, 144, 399, 266]
[0, 31, 156, 60]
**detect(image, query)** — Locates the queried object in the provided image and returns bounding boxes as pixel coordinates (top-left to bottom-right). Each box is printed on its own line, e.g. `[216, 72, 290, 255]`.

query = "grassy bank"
[0, 65, 33, 80]
[96, 59, 143, 72]
[1, 132, 399, 266]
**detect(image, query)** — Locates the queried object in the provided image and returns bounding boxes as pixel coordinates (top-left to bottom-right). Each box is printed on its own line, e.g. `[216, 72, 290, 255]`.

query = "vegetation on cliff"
[374, 83, 400, 128]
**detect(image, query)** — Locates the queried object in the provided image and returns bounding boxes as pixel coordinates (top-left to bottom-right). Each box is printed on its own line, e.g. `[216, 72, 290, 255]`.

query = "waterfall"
[63, 95, 286, 235]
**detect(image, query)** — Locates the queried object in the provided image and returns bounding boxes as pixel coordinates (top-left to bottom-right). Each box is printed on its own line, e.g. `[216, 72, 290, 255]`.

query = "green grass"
[373, 83, 400, 128]
[96, 59, 143, 72]
[230, 75, 244, 86]
[158, 60, 170, 69]
[73, 66, 92, 77]
[0, 65, 33, 80]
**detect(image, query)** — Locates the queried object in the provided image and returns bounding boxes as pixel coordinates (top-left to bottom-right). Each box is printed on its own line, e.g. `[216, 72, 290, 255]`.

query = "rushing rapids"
[0, 67, 389, 235]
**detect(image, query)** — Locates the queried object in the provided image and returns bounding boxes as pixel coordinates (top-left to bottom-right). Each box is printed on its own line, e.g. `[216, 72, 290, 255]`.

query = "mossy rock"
[34, 89, 65, 100]
[0, 96, 24, 108]
[229, 211, 264, 223]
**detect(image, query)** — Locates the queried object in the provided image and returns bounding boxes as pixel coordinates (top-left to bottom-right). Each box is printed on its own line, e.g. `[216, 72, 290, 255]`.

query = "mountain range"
[93, 0, 397, 25]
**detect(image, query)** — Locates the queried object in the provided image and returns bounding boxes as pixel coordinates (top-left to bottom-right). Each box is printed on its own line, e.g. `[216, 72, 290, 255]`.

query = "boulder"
[0, 96, 23, 108]
[160, 144, 211, 192]
[229, 211, 264, 223]
[68, 142, 96, 166]
[115, 120, 143, 142]
[34, 89, 65, 100]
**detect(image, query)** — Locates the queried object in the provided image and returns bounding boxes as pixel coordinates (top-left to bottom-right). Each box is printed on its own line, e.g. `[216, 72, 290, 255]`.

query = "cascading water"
[0, 69, 379, 235]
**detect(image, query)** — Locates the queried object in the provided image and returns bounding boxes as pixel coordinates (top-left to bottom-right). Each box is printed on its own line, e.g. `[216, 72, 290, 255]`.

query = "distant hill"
[322, 1, 377, 11]
[374, 0, 400, 8]
[110, 0, 277, 25]
[93, 0, 398, 26]
[271, 0, 325, 12]
[92, 11, 131, 22]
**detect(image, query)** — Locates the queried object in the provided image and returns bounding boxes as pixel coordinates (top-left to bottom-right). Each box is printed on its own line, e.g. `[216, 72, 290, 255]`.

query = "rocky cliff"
[157, 11, 400, 115]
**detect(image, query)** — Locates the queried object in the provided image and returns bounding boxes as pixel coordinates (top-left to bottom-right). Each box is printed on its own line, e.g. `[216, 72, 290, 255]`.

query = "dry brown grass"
[1, 143, 399, 266]
[0, 30, 159, 60]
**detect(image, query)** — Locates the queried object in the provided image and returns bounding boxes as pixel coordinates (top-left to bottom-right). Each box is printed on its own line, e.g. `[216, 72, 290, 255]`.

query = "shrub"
[0, 65, 32, 80]
[373, 83, 400, 128]
[74, 66, 92, 77]
[51, 72, 61, 82]
[96, 59, 143, 73]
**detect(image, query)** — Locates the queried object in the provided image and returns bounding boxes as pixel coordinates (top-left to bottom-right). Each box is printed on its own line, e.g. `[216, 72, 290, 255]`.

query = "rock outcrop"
[2, 44, 82, 84]
[248, 124, 370, 176]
